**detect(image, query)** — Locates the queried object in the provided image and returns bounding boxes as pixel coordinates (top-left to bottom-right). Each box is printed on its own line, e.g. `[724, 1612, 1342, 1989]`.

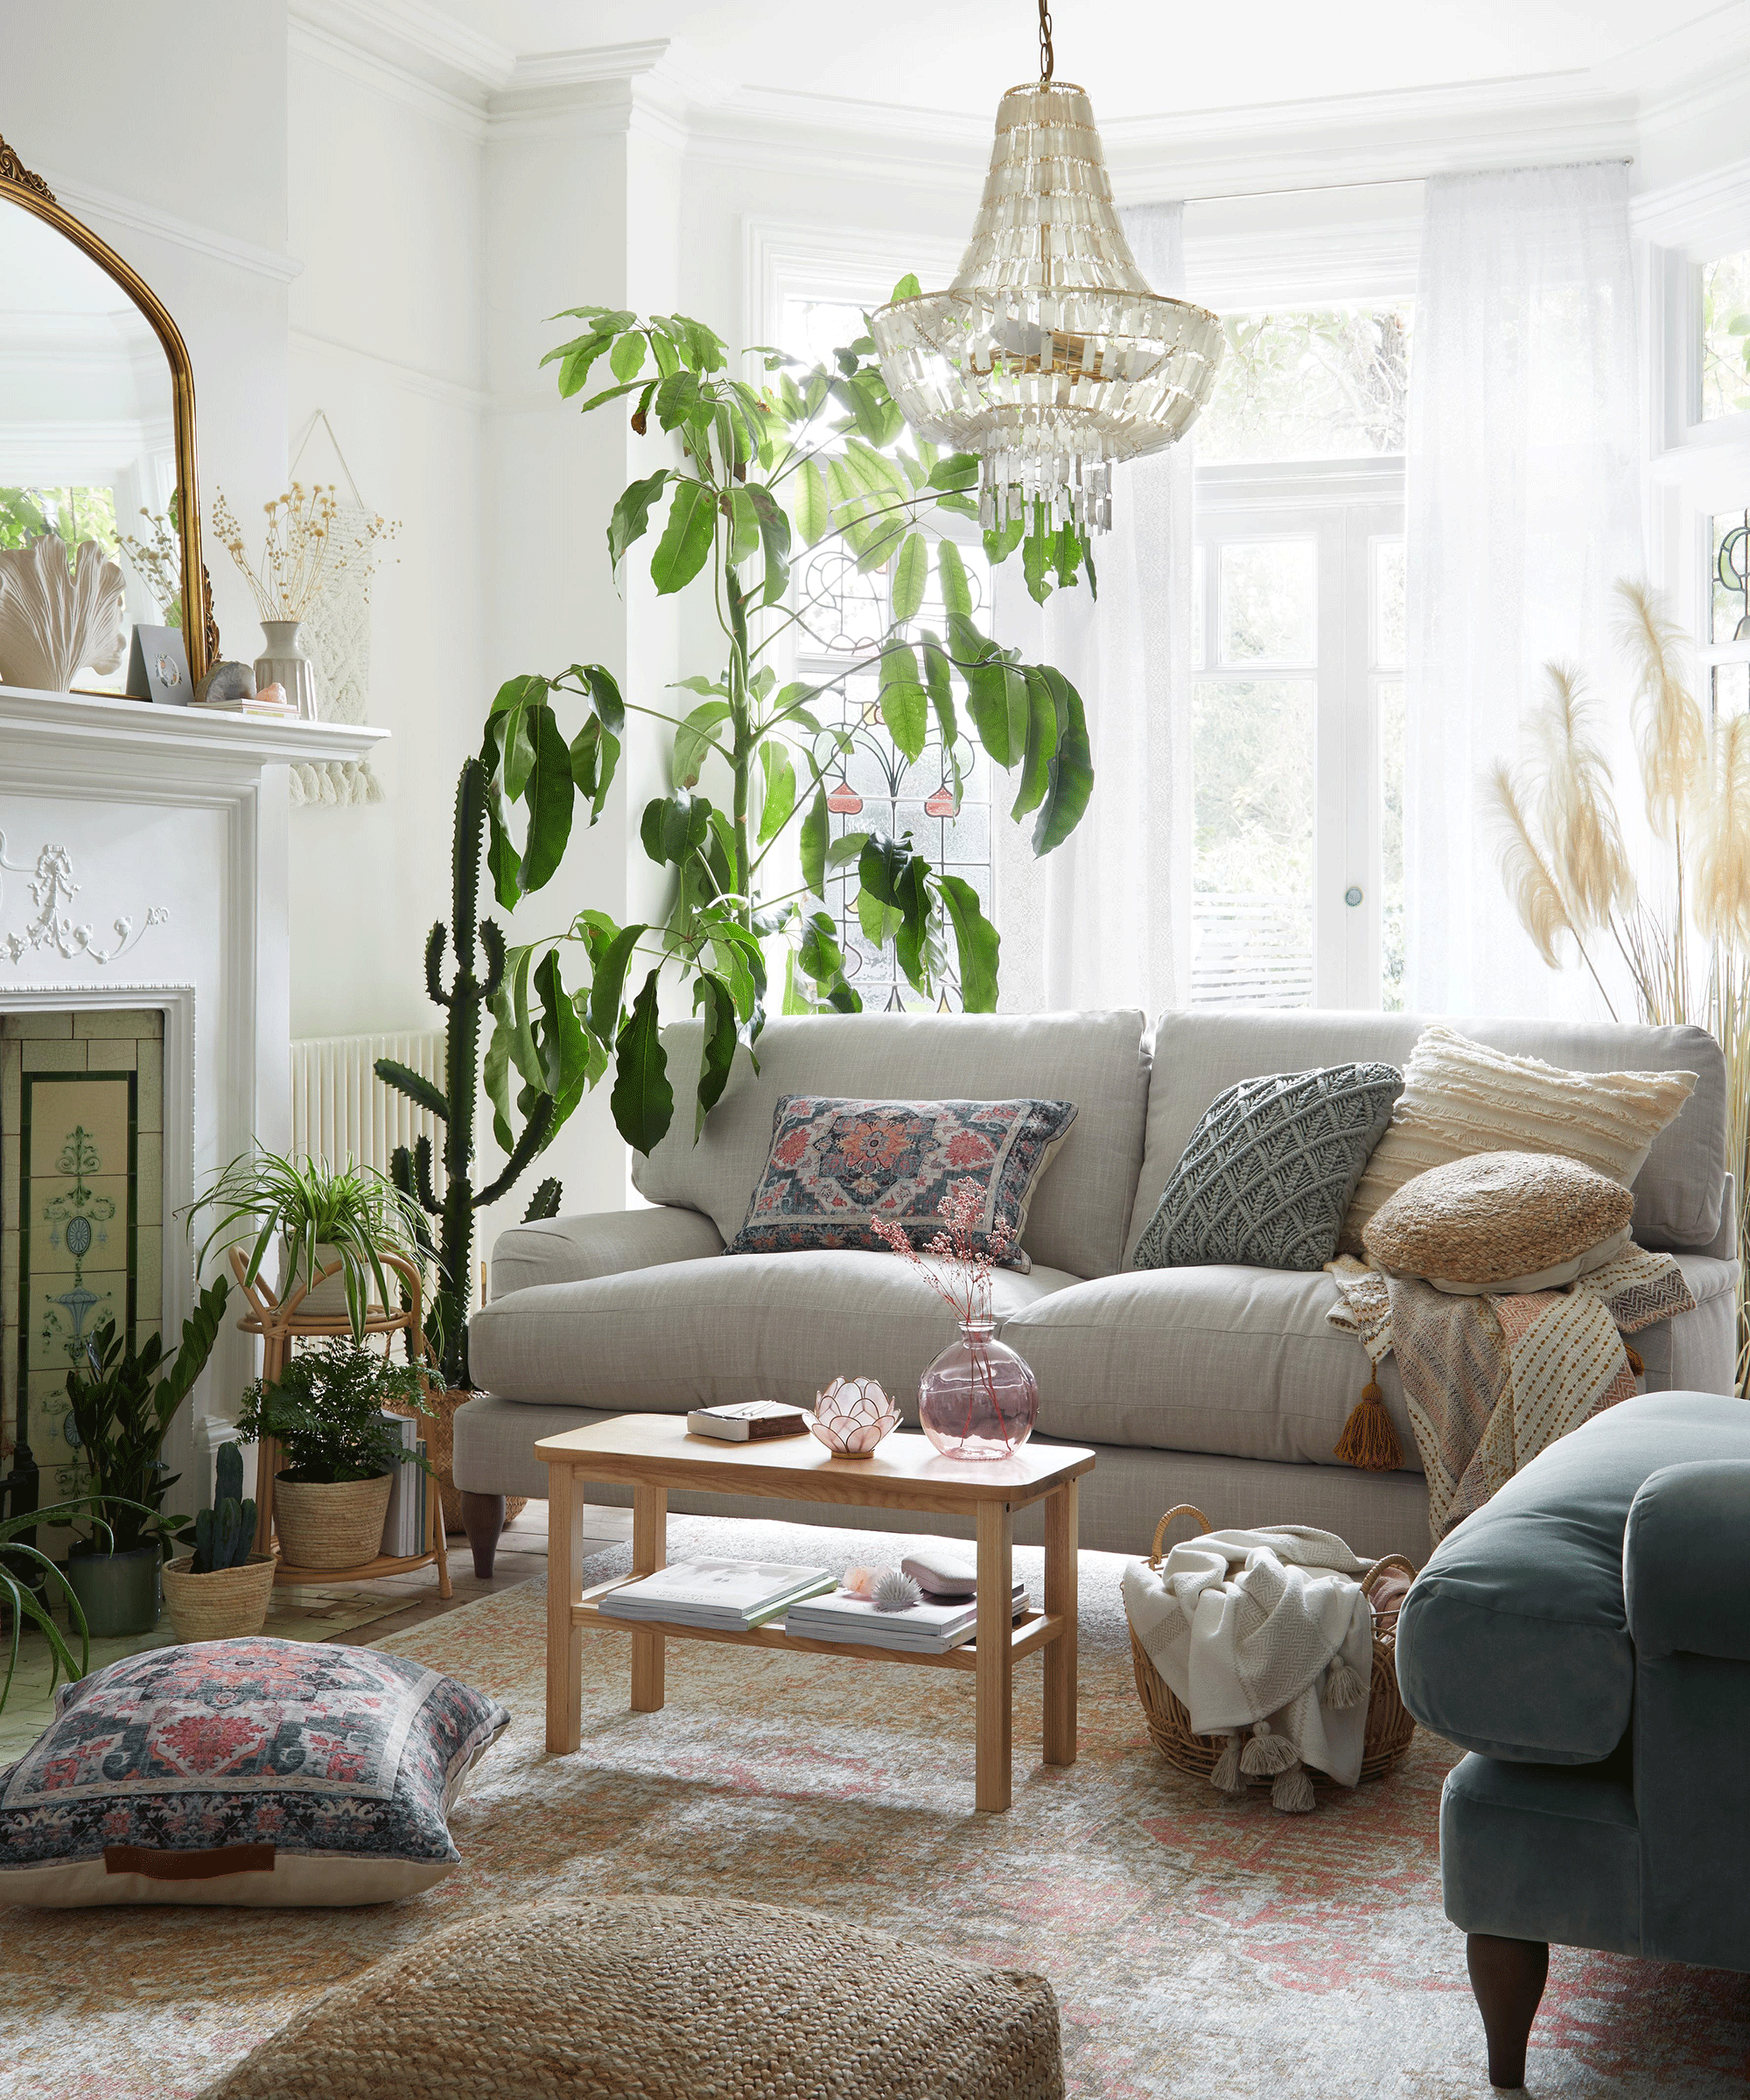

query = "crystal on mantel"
[872, 80, 1223, 535]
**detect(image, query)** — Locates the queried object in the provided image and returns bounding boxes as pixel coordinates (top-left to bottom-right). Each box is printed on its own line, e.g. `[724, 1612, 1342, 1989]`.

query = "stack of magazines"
[784, 1580, 1030, 1655]
[598, 1558, 835, 1630]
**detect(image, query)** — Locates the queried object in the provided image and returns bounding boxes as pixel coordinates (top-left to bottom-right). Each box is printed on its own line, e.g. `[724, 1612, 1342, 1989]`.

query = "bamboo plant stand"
[230, 1248, 452, 1597]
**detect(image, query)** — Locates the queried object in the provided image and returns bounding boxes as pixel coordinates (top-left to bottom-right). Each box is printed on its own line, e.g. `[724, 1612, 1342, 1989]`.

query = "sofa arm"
[489, 1206, 724, 1298]
[1625, 1459, 1750, 1662]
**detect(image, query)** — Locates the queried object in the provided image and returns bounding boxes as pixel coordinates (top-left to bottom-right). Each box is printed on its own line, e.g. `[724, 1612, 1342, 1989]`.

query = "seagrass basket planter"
[272, 1473, 393, 1572]
[1130, 1504, 1418, 1788]
[162, 1553, 276, 1643]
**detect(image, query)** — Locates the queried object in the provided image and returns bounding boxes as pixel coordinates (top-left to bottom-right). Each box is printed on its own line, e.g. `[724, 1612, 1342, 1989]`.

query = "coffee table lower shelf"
[575, 1572, 1067, 1670]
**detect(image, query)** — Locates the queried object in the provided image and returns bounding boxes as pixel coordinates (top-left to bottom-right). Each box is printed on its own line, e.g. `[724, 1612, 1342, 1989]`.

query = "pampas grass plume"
[1531, 660, 1634, 931]
[1697, 710, 1750, 947]
[1488, 759, 1573, 967]
[1615, 578, 1707, 843]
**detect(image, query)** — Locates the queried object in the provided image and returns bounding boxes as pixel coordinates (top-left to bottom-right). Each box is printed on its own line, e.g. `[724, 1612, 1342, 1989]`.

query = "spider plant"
[0, 1494, 152, 1709]
[186, 1150, 427, 1341]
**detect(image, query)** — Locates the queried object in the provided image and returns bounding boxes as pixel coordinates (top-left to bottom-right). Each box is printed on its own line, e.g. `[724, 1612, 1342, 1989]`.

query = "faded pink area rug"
[3, 1516, 1746, 2098]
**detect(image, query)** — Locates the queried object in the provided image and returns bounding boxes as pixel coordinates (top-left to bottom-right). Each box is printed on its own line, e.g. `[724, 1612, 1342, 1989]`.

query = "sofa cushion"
[1341, 1025, 1696, 1255]
[634, 1011, 1150, 1279]
[468, 1250, 1081, 1416]
[1129, 1012, 1726, 1262]
[1131, 1061, 1403, 1273]
[725, 1095, 1076, 1269]
[1002, 1264, 1420, 1470]
[1395, 1391, 1750, 1765]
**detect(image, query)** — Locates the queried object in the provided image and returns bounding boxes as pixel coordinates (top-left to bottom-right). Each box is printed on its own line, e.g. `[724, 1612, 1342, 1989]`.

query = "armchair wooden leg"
[1466, 1934, 1548, 2090]
[459, 1492, 506, 1579]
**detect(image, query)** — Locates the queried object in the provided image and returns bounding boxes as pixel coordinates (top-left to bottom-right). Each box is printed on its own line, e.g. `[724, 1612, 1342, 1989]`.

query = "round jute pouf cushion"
[1362, 1148, 1634, 1294]
[199, 1896, 1065, 2100]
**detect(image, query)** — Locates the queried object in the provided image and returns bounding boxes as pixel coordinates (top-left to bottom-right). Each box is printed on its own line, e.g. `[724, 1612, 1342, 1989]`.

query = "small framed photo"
[126, 624, 192, 705]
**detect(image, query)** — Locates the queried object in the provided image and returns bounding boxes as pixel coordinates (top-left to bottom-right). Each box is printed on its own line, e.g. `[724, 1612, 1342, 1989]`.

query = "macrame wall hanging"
[287, 410, 385, 807]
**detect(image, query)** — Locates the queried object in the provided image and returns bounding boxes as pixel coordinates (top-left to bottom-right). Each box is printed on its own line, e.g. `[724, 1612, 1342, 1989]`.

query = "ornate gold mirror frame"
[0, 132, 217, 686]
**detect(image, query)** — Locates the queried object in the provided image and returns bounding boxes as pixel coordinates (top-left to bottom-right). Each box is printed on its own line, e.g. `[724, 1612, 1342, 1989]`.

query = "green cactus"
[375, 758, 565, 1390]
[191, 1440, 257, 1572]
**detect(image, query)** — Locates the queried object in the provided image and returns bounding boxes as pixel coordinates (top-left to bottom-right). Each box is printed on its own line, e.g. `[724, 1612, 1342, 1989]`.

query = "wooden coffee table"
[537, 1414, 1096, 1812]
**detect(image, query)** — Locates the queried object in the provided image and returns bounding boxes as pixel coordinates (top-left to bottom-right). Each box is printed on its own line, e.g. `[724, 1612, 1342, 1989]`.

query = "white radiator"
[290, 1030, 444, 1177]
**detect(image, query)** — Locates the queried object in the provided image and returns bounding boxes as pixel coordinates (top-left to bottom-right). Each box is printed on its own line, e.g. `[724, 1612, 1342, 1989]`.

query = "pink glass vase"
[918, 1317, 1039, 1461]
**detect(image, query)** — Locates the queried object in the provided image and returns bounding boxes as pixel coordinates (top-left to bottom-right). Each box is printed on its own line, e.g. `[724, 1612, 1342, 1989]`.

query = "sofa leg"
[460, 1492, 506, 1579]
[1466, 1934, 1548, 2090]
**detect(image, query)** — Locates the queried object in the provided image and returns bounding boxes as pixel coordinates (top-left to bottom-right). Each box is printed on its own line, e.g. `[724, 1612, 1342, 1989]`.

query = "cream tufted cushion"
[1362, 1151, 1634, 1295]
[1340, 1025, 1696, 1255]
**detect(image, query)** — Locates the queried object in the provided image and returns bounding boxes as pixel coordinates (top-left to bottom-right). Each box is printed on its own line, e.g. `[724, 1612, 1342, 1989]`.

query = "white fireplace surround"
[1, 683, 386, 1497]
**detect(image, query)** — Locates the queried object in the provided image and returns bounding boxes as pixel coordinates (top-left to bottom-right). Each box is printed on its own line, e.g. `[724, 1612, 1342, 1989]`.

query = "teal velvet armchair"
[1396, 1391, 1750, 2089]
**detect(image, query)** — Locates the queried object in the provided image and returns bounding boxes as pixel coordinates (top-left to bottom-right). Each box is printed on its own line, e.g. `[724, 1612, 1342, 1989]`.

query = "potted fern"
[160, 1442, 276, 1643]
[235, 1343, 431, 1572]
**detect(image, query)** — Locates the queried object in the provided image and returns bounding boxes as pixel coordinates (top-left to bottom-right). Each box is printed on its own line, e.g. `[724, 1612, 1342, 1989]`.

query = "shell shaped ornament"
[810, 1376, 900, 1459]
[0, 536, 125, 692]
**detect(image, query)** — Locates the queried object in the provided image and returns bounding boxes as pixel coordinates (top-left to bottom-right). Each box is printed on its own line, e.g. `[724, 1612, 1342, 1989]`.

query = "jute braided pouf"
[1361, 1149, 1633, 1293]
[199, 1896, 1065, 2100]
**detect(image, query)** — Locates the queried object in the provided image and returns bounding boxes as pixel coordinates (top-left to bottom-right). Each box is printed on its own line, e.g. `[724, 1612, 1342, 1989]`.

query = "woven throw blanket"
[1326, 1248, 1695, 1539]
[1122, 1527, 1376, 1797]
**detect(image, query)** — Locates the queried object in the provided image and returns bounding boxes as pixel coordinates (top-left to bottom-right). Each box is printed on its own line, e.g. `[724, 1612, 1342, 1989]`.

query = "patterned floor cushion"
[0, 1637, 508, 1907]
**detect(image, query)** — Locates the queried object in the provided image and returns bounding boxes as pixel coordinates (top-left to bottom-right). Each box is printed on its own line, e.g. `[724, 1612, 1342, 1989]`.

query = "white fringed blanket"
[1122, 1526, 1376, 1807]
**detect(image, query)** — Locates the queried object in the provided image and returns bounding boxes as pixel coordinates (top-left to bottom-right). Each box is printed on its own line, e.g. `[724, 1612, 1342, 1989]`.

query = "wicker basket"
[161, 1553, 276, 1643]
[273, 1472, 394, 1572]
[1129, 1504, 1418, 1787]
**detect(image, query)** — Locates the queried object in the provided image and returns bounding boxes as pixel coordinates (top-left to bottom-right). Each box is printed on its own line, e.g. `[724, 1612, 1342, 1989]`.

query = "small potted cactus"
[160, 1443, 276, 1643]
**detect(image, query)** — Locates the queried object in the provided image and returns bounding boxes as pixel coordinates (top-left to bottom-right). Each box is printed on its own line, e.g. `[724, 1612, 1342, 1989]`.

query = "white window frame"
[1194, 456, 1404, 1010]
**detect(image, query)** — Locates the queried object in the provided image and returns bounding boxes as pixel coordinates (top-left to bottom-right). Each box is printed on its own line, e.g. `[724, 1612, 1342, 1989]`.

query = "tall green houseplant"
[476, 296, 1100, 1154]
[375, 759, 564, 1388]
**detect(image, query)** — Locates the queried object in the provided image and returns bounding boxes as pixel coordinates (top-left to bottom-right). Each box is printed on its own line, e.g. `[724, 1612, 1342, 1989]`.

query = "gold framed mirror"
[0, 131, 215, 697]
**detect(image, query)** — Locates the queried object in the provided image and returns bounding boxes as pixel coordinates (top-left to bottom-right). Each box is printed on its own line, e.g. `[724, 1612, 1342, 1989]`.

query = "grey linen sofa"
[453, 1009, 1737, 1573]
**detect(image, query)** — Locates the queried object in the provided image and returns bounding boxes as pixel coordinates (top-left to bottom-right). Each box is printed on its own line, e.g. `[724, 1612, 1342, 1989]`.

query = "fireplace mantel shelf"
[1, 682, 388, 771]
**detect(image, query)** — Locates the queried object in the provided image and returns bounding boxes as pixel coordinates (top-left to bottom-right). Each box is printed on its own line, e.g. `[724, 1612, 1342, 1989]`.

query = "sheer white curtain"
[996, 201, 1194, 1015]
[1404, 162, 1642, 1017]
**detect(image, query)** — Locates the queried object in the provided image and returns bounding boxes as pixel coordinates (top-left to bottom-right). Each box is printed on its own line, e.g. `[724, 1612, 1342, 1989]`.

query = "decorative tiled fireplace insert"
[1, 1008, 164, 1512]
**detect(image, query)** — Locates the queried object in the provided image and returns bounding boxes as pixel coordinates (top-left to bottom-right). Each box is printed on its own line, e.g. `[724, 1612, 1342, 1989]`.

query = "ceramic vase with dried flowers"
[1490, 577, 1750, 1390]
[214, 484, 396, 722]
[872, 1183, 1040, 1460]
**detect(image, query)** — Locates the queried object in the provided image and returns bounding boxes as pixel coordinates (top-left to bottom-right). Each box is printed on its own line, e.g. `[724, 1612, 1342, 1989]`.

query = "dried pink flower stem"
[872, 1184, 1012, 1446]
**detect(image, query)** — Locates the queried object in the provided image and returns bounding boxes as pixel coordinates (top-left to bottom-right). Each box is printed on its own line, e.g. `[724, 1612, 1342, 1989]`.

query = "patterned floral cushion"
[1131, 1064, 1404, 1274]
[726, 1095, 1079, 1271]
[0, 1637, 508, 1908]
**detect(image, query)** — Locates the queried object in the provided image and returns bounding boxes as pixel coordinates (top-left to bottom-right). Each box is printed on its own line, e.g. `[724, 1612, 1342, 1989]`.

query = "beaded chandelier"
[872, 2, 1223, 536]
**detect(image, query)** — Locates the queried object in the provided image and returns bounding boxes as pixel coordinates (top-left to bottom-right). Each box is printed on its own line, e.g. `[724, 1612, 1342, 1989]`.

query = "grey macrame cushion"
[1132, 1064, 1404, 1273]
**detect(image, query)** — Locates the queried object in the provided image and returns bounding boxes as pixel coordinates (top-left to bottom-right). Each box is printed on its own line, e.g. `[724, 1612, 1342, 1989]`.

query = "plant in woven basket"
[1489, 578, 1750, 1389]
[191, 1443, 256, 1572]
[235, 1343, 431, 1486]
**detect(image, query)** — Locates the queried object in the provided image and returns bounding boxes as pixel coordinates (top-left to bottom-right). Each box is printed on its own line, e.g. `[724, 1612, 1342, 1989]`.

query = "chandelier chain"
[1038, 0, 1054, 83]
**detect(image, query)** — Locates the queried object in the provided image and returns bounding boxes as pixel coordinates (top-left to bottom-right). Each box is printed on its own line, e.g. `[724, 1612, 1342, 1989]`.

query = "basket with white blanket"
[1124, 1506, 1416, 1810]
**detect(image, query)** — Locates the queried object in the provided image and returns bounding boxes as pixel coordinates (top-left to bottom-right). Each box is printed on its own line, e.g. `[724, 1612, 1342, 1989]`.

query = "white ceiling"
[429, 0, 1750, 121]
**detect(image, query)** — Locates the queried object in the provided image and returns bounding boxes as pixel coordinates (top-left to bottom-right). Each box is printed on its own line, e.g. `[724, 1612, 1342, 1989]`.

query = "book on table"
[599, 1558, 836, 1630]
[685, 1401, 811, 1441]
[783, 1581, 1031, 1655]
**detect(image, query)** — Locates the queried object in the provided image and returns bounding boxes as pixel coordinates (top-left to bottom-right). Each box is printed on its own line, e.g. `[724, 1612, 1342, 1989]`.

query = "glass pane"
[1219, 540, 1316, 664]
[1702, 251, 1750, 423]
[1192, 678, 1314, 1005]
[1373, 537, 1405, 670]
[779, 294, 871, 370]
[1192, 543, 1206, 668]
[1714, 662, 1750, 720]
[1713, 510, 1749, 645]
[1195, 306, 1412, 463]
[1378, 679, 1405, 1012]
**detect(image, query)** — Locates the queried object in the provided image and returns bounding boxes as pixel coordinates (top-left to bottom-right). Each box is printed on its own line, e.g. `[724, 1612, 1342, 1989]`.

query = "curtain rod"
[1174, 156, 1634, 209]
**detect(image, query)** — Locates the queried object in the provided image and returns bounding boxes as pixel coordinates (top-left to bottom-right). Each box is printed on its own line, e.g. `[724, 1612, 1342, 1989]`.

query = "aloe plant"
[375, 759, 566, 1389]
[475, 294, 1097, 1158]
[191, 1442, 256, 1572]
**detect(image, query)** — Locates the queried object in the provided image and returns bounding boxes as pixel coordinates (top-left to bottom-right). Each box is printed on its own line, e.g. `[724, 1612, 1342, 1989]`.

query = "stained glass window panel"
[1713, 511, 1749, 646]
